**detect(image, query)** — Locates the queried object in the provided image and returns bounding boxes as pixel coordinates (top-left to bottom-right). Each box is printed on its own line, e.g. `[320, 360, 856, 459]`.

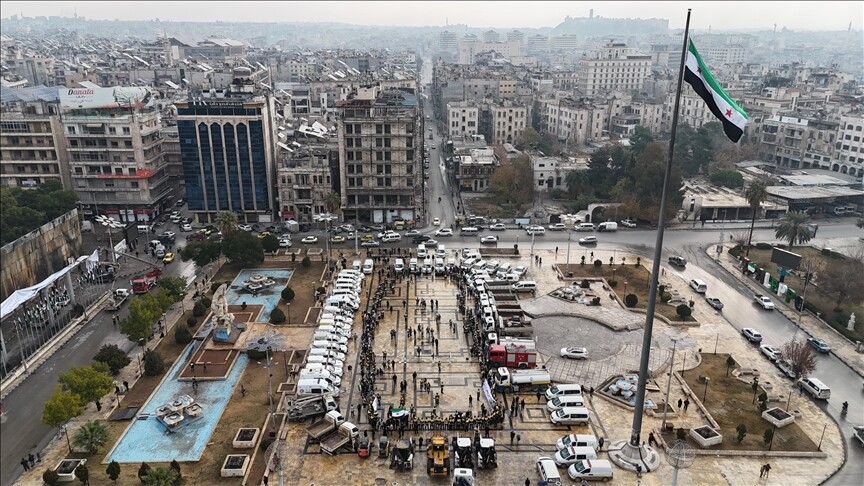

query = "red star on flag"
[697, 66, 702, 74]
[725, 109, 733, 117]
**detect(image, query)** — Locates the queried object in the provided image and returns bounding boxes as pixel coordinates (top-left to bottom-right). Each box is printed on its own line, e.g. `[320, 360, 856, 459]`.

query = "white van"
[434, 258, 446, 275]
[553, 446, 597, 466]
[381, 232, 401, 243]
[417, 244, 427, 258]
[352, 260, 362, 272]
[317, 326, 351, 337]
[299, 369, 341, 387]
[297, 378, 339, 397]
[334, 282, 361, 293]
[546, 383, 583, 400]
[394, 258, 405, 274]
[536, 457, 562, 486]
[409, 258, 419, 273]
[460, 227, 479, 236]
[511, 281, 537, 293]
[436, 245, 446, 259]
[597, 221, 618, 232]
[341, 269, 363, 279]
[312, 332, 349, 345]
[689, 279, 708, 293]
[422, 257, 434, 274]
[311, 340, 348, 354]
[546, 395, 586, 412]
[303, 362, 342, 378]
[556, 434, 599, 451]
[306, 355, 344, 369]
[332, 289, 360, 300]
[576, 222, 595, 232]
[797, 377, 831, 400]
[567, 460, 614, 481]
[362, 258, 374, 275]
[137, 224, 150, 234]
[446, 258, 456, 271]
[308, 348, 346, 361]
[496, 263, 512, 276]
[550, 406, 591, 425]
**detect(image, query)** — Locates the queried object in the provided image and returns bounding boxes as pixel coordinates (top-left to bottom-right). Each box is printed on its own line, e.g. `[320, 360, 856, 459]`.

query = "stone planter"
[221, 454, 249, 478]
[54, 459, 87, 483]
[762, 407, 796, 428]
[233, 427, 260, 449]
[689, 425, 723, 448]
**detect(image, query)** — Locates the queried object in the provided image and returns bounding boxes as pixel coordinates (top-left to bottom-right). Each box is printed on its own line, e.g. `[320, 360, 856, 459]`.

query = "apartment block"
[758, 113, 839, 173]
[336, 86, 421, 223]
[447, 101, 480, 138]
[489, 102, 529, 145]
[0, 86, 70, 189]
[577, 42, 652, 96]
[276, 141, 338, 223]
[835, 114, 864, 177]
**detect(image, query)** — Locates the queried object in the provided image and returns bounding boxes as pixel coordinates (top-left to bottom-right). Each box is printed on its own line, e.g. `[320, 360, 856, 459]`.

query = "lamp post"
[702, 377, 710, 403]
[62, 423, 72, 452]
[566, 230, 572, 265]
[661, 338, 678, 432]
[624, 281, 628, 296]
[95, 215, 123, 264]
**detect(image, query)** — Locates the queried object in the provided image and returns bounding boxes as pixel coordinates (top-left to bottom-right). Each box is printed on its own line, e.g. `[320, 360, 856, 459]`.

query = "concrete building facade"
[577, 42, 652, 96]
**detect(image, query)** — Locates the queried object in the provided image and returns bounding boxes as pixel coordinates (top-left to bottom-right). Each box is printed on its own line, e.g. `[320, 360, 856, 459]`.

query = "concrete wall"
[0, 209, 82, 301]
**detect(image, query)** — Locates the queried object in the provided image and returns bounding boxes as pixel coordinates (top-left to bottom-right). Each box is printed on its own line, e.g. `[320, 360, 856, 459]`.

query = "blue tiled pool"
[225, 268, 294, 317]
[105, 268, 290, 463]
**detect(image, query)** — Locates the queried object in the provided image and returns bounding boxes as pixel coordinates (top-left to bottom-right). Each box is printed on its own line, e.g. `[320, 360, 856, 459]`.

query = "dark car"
[412, 235, 431, 244]
[93, 271, 116, 283]
[807, 337, 831, 353]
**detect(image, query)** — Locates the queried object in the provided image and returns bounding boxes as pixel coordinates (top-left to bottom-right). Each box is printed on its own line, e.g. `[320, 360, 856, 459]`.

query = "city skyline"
[2, 1, 862, 32]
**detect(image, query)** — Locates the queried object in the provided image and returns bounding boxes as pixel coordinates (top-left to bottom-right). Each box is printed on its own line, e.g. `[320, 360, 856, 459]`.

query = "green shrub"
[241, 301, 248, 310]
[106, 461, 121, 482]
[591, 297, 601, 306]
[93, 344, 131, 375]
[608, 280, 618, 287]
[170, 460, 182, 481]
[210, 281, 222, 293]
[736, 423, 747, 443]
[174, 324, 192, 344]
[593, 259, 602, 267]
[316, 286, 326, 296]
[755, 242, 772, 250]
[281, 286, 295, 301]
[42, 469, 60, 486]
[580, 279, 591, 289]
[143, 350, 165, 376]
[186, 317, 198, 328]
[676, 304, 692, 320]
[201, 296, 212, 308]
[138, 463, 151, 482]
[625, 294, 638, 307]
[270, 308, 286, 324]
[302, 256, 311, 267]
[661, 293, 672, 304]
[676, 428, 687, 441]
[192, 301, 206, 317]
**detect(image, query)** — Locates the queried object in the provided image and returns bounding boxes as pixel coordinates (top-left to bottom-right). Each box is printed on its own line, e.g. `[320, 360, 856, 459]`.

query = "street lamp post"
[62, 424, 72, 452]
[661, 338, 678, 431]
[95, 215, 123, 264]
[566, 231, 572, 265]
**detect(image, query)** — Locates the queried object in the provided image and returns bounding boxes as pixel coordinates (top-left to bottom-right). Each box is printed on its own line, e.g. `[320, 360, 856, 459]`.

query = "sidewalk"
[710, 244, 864, 378]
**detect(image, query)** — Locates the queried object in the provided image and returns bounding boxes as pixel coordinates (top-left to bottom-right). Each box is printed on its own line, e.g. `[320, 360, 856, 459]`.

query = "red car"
[358, 435, 370, 457]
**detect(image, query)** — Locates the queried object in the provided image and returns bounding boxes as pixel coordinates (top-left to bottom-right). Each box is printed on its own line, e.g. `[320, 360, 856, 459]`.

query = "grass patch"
[678, 353, 818, 452]
[557, 263, 695, 322]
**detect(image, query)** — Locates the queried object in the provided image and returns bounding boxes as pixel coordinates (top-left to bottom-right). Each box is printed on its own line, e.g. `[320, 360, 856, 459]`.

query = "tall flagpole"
[612, 8, 693, 473]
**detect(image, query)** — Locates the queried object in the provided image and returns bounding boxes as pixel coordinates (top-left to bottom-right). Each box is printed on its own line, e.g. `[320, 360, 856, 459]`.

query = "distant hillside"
[553, 15, 669, 36]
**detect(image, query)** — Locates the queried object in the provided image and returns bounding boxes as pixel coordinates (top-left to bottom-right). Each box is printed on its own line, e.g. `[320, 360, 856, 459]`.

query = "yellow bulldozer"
[426, 433, 451, 476]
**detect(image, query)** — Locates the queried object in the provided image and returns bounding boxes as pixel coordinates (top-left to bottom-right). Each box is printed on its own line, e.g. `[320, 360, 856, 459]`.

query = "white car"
[180, 223, 192, 232]
[405, 229, 420, 236]
[238, 223, 252, 231]
[480, 235, 498, 244]
[526, 226, 545, 235]
[741, 328, 763, 343]
[490, 223, 506, 231]
[620, 219, 637, 228]
[760, 345, 781, 362]
[560, 347, 588, 359]
[435, 228, 453, 237]
[578, 236, 597, 245]
[548, 223, 566, 231]
[512, 265, 528, 277]
[278, 238, 292, 248]
[754, 294, 775, 310]
[432, 218, 441, 226]
[301, 236, 318, 244]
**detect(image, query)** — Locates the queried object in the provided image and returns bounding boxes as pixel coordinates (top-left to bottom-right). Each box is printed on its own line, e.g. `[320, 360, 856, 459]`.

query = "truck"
[597, 221, 618, 232]
[106, 289, 131, 311]
[498, 337, 536, 350]
[489, 367, 551, 393]
[427, 433, 451, 476]
[454, 437, 474, 469]
[306, 410, 345, 440]
[487, 344, 537, 369]
[496, 317, 534, 338]
[453, 468, 475, 486]
[475, 437, 497, 469]
[285, 394, 339, 422]
[483, 281, 515, 292]
[284, 219, 300, 234]
[753, 293, 775, 310]
[320, 421, 359, 455]
[131, 276, 157, 294]
[389, 439, 415, 470]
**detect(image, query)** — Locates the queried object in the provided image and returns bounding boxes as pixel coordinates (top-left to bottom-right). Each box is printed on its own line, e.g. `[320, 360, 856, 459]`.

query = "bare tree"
[818, 247, 864, 311]
[782, 340, 817, 382]
[730, 230, 749, 248]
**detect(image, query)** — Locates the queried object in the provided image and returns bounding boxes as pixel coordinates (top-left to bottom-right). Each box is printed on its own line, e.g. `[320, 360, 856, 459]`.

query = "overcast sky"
[2, 1, 862, 31]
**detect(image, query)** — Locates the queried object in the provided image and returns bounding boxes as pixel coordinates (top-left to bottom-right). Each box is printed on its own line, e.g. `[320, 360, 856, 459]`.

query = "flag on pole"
[683, 40, 748, 142]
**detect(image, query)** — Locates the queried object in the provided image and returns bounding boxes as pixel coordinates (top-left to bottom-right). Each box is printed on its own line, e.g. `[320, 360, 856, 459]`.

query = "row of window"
[345, 150, 416, 162]
[346, 176, 414, 188]
[346, 194, 414, 206]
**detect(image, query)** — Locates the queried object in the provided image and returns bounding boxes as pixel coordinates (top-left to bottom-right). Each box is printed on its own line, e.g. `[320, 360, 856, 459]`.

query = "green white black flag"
[683, 40, 748, 142]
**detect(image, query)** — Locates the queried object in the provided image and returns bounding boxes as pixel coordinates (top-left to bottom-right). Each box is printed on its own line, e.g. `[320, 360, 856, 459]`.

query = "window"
[376, 124, 383, 134]
[108, 127, 116, 134]
[67, 126, 76, 134]
[130, 181, 139, 188]
[122, 127, 130, 135]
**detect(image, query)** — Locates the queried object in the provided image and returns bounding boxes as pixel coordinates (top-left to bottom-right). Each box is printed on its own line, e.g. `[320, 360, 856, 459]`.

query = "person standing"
[683, 398, 690, 412]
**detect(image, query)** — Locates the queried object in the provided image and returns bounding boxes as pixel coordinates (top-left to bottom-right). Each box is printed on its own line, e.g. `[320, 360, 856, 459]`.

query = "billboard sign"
[59, 87, 154, 111]
[771, 247, 802, 270]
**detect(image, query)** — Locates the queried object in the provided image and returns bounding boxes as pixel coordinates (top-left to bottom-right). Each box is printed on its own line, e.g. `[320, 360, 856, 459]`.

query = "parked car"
[480, 235, 499, 244]
[807, 337, 831, 353]
[330, 235, 346, 243]
[301, 236, 318, 244]
[760, 345, 782, 362]
[279, 238, 292, 248]
[620, 219, 637, 228]
[560, 347, 588, 359]
[238, 223, 252, 231]
[741, 328, 763, 343]
[490, 223, 506, 231]
[257, 231, 272, 239]
[432, 218, 441, 226]
[548, 223, 566, 231]
[180, 223, 193, 232]
[705, 297, 724, 310]
[526, 226, 545, 235]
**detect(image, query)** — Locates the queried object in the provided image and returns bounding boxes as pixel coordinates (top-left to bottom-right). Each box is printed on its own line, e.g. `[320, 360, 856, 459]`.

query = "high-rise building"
[836, 115, 864, 177]
[0, 85, 70, 189]
[336, 85, 421, 223]
[439, 31, 458, 54]
[60, 87, 171, 222]
[176, 68, 278, 223]
[578, 43, 652, 96]
[483, 30, 501, 43]
[507, 30, 525, 45]
[447, 101, 480, 138]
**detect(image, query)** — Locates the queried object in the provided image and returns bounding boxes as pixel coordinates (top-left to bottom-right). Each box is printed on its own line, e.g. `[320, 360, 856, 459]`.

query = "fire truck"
[487, 343, 537, 369]
[131, 267, 161, 294]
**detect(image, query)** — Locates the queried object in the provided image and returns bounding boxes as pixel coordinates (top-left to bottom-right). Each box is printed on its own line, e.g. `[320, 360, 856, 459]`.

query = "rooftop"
[767, 185, 864, 201]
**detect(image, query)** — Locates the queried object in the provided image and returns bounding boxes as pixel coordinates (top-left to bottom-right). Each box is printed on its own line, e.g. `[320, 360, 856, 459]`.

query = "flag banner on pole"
[683, 40, 748, 142]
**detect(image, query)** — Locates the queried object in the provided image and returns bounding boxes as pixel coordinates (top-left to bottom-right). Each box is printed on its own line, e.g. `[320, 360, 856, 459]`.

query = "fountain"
[154, 394, 205, 433]
[242, 274, 275, 293]
[211, 284, 236, 342]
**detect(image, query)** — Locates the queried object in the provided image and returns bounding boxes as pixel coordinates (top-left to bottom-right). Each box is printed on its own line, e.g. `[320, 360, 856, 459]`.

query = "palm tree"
[214, 211, 238, 235]
[141, 466, 179, 486]
[323, 191, 342, 216]
[744, 180, 768, 256]
[73, 420, 108, 455]
[775, 211, 813, 247]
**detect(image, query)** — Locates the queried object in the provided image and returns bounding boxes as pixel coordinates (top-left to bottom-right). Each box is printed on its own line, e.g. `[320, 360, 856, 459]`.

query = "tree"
[138, 463, 152, 482]
[174, 324, 193, 344]
[281, 286, 295, 301]
[58, 364, 113, 407]
[93, 344, 131, 375]
[709, 170, 744, 189]
[323, 190, 342, 215]
[214, 210, 238, 235]
[143, 350, 165, 376]
[627, 142, 683, 222]
[73, 421, 108, 455]
[782, 340, 816, 385]
[735, 423, 747, 443]
[744, 180, 768, 255]
[819, 254, 864, 311]
[520, 127, 561, 155]
[726, 355, 736, 376]
[270, 308, 286, 324]
[763, 427, 775, 449]
[630, 125, 654, 156]
[43, 469, 60, 486]
[564, 170, 592, 200]
[302, 256, 311, 268]
[142, 466, 180, 486]
[119, 291, 172, 344]
[106, 461, 121, 483]
[624, 294, 638, 307]
[774, 211, 813, 247]
[158, 276, 187, 303]
[0, 182, 79, 245]
[489, 155, 534, 206]
[261, 234, 280, 253]
[170, 459, 182, 482]
[193, 301, 207, 317]
[222, 231, 264, 265]
[179, 239, 222, 267]
[74, 462, 89, 485]
[676, 304, 692, 320]
[42, 386, 84, 427]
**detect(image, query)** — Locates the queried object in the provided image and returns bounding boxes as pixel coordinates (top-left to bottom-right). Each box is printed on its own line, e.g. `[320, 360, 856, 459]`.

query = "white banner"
[59, 87, 154, 111]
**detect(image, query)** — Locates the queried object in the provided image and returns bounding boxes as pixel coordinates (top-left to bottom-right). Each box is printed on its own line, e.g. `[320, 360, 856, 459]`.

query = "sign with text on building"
[59, 87, 154, 111]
